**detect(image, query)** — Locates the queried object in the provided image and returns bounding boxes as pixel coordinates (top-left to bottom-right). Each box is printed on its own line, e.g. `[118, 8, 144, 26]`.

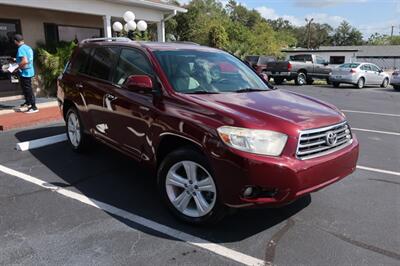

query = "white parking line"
[16, 134, 67, 151]
[0, 164, 264, 266]
[351, 128, 400, 136]
[357, 165, 400, 177]
[342, 110, 400, 118]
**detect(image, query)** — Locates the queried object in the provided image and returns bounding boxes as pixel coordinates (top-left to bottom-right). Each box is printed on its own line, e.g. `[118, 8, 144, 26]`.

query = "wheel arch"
[156, 133, 206, 167]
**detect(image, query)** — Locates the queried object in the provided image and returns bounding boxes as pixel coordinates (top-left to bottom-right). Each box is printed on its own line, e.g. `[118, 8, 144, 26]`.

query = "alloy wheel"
[67, 112, 81, 148]
[165, 161, 217, 218]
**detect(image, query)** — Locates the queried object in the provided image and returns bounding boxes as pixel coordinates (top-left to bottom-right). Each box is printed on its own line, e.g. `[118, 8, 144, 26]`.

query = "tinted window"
[113, 48, 154, 85]
[290, 55, 305, 62]
[70, 48, 91, 74]
[361, 64, 371, 71]
[316, 56, 325, 64]
[370, 64, 380, 72]
[87, 47, 119, 80]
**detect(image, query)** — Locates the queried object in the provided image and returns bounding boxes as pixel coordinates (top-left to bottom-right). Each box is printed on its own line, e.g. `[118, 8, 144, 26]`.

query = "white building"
[283, 45, 400, 70]
[0, 0, 186, 97]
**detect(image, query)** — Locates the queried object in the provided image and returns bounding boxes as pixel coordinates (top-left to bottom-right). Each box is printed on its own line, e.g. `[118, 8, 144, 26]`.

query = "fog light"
[243, 186, 254, 198]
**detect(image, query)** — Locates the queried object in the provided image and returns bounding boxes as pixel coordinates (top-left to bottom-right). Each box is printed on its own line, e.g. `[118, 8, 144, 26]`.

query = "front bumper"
[210, 136, 359, 208]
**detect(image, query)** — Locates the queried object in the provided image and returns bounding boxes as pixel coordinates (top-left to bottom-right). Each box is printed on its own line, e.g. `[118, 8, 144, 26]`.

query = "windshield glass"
[154, 50, 269, 93]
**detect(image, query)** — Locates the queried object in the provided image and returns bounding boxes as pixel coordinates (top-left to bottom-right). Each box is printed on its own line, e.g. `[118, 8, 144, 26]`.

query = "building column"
[103, 15, 112, 38]
[157, 20, 165, 42]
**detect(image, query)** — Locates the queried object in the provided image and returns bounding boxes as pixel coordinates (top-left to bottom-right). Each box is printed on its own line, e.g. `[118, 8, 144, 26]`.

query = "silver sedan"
[330, 62, 390, 89]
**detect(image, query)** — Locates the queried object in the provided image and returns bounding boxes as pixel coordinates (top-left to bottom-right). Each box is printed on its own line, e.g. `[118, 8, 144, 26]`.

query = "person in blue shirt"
[14, 34, 38, 113]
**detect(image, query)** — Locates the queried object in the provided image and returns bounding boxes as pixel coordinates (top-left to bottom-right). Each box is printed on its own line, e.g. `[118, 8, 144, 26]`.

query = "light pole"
[112, 11, 147, 40]
[305, 18, 314, 49]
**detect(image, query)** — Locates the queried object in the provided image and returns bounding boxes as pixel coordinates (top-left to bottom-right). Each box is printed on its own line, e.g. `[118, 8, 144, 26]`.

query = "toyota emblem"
[326, 131, 338, 146]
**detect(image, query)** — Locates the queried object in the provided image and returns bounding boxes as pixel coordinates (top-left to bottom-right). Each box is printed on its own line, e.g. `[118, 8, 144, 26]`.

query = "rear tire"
[355, 78, 365, 89]
[381, 78, 389, 88]
[157, 148, 226, 225]
[274, 77, 284, 85]
[295, 72, 307, 86]
[333, 82, 340, 88]
[66, 107, 89, 152]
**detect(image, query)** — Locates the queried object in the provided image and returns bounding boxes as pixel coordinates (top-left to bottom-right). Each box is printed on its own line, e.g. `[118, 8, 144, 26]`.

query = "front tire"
[295, 72, 307, 86]
[66, 107, 88, 152]
[158, 148, 226, 224]
[333, 82, 340, 88]
[394, 85, 400, 91]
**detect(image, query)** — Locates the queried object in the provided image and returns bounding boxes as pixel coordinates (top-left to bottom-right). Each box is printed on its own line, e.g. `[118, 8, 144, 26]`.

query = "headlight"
[217, 126, 288, 156]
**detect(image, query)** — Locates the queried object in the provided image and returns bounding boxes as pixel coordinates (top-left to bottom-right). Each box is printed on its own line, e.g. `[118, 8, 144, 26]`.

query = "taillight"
[350, 69, 356, 74]
[288, 63, 292, 71]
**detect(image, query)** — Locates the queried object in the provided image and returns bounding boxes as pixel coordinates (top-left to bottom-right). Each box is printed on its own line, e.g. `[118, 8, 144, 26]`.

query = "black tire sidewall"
[157, 148, 226, 225]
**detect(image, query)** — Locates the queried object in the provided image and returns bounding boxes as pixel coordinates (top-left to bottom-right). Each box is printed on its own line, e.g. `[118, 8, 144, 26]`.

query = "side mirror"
[125, 75, 153, 92]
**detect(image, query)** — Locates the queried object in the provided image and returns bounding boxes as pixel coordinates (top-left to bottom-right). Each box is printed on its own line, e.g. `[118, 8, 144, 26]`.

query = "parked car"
[265, 54, 331, 85]
[58, 38, 359, 224]
[390, 69, 400, 91]
[330, 63, 390, 89]
[244, 55, 276, 74]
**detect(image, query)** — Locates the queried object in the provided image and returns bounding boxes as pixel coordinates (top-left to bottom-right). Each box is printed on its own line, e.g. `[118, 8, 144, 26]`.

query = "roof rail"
[80, 37, 131, 44]
[168, 41, 200, 45]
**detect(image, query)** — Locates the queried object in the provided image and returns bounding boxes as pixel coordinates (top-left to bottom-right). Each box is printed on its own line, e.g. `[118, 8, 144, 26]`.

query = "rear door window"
[70, 48, 91, 74]
[361, 65, 371, 71]
[87, 46, 120, 81]
[370, 64, 380, 72]
[113, 48, 154, 85]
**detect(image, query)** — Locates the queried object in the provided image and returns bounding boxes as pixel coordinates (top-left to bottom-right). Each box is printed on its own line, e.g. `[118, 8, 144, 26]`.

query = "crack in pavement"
[264, 218, 295, 265]
[293, 217, 400, 262]
[368, 178, 400, 186]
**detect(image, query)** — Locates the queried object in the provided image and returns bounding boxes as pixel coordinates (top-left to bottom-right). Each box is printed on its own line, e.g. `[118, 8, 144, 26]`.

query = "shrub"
[35, 41, 76, 96]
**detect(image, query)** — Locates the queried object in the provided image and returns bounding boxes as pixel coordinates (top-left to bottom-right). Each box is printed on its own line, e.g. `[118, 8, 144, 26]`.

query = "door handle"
[105, 94, 117, 101]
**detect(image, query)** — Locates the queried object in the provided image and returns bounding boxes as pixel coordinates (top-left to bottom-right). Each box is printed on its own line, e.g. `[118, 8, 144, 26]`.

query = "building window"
[0, 18, 22, 57]
[44, 23, 103, 44]
[330, 56, 345, 65]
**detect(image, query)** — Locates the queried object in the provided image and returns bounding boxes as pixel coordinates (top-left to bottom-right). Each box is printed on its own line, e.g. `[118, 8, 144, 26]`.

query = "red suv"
[57, 38, 359, 224]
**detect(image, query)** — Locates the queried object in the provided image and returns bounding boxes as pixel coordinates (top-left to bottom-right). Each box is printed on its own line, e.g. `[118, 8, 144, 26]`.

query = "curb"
[0, 101, 58, 115]
[0, 106, 63, 131]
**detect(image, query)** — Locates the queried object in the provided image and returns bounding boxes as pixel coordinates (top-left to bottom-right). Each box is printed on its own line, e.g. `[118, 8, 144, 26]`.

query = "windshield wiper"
[235, 88, 269, 93]
[185, 90, 220, 94]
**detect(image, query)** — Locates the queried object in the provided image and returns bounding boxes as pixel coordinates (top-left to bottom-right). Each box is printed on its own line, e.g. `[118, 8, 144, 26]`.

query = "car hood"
[186, 90, 345, 132]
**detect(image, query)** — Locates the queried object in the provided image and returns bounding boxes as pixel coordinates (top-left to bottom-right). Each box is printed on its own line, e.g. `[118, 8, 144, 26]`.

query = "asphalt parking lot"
[0, 84, 399, 266]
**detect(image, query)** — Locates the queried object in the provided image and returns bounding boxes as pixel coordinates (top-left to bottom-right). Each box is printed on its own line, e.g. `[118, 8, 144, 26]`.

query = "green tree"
[208, 24, 229, 49]
[368, 33, 400, 45]
[332, 21, 363, 46]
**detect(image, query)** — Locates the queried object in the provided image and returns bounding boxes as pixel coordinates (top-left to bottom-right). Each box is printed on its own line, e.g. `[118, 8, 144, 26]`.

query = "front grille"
[296, 121, 353, 160]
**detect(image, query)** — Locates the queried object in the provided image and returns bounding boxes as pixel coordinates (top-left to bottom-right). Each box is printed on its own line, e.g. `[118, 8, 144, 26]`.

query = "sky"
[177, 0, 400, 38]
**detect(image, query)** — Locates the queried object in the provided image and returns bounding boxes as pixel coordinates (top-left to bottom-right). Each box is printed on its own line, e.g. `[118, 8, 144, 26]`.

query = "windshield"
[154, 50, 269, 93]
